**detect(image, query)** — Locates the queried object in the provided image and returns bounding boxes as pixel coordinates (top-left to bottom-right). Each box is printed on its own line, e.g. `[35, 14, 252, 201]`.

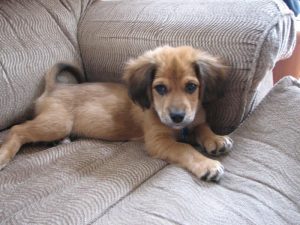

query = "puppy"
[0, 46, 233, 182]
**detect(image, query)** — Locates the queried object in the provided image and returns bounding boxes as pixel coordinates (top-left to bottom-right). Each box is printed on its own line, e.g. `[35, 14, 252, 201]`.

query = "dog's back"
[36, 63, 145, 141]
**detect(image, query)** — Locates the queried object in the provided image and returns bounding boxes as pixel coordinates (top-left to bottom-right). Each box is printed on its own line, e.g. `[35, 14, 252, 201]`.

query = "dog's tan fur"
[0, 46, 233, 181]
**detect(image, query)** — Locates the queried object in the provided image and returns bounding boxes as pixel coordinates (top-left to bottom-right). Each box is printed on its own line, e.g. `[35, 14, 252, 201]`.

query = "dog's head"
[123, 46, 229, 129]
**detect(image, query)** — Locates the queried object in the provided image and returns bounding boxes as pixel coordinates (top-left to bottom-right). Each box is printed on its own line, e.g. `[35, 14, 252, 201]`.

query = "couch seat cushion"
[1, 77, 299, 224]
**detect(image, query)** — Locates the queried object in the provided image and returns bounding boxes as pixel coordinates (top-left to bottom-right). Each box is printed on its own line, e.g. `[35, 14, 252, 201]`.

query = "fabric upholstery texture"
[0, 0, 299, 224]
[0, 0, 296, 133]
[78, 0, 296, 133]
[0, 76, 299, 224]
[0, 0, 89, 130]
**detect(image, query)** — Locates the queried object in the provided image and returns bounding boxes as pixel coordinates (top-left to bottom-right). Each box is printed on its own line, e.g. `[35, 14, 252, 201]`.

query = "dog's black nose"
[170, 112, 185, 123]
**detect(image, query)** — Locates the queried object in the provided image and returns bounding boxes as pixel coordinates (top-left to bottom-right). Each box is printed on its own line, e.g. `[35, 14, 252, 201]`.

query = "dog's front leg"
[144, 124, 224, 182]
[195, 123, 233, 156]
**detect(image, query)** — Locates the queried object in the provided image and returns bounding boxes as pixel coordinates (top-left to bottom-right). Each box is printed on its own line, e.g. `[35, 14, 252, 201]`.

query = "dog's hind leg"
[0, 112, 73, 170]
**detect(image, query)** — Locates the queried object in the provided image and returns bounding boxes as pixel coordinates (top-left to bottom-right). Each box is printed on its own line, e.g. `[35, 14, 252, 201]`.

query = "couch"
[0, 0, 299, 224]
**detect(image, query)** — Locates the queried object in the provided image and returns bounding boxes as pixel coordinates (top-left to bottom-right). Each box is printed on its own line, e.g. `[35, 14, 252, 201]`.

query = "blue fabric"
[283, 0, 300, 16]
[180, 128, 189, 142]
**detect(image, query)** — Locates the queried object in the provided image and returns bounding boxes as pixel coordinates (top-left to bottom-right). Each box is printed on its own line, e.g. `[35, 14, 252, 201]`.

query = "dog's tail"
[45, 63, 83, 92]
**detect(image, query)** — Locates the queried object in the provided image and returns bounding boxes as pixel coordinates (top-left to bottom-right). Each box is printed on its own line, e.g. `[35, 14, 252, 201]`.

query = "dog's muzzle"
[157, 107, 195, 130]
[166, 109, 193, 129]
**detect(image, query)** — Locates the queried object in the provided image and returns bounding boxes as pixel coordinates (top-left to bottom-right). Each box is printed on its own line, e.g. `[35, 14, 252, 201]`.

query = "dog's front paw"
[201, 135, 233, 156]
[192, 158, 224, 182]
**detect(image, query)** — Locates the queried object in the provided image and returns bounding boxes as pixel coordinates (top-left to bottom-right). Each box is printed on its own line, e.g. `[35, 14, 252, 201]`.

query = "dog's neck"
[179, 127, 189, 142]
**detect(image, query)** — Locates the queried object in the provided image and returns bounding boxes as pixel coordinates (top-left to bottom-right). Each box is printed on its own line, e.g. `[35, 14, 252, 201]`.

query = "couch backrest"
[0, 0, 296, 134]
[78, 0, 296, 134]
[0, 0, 89, 130]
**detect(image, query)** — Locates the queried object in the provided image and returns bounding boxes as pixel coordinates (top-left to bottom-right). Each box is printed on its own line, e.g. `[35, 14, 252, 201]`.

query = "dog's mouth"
[170, 124, 186, 130]
[160, 117, 194, 130]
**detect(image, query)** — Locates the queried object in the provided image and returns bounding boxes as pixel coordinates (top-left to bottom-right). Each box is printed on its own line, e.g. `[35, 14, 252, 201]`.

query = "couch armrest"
[78, 0, 296, 133]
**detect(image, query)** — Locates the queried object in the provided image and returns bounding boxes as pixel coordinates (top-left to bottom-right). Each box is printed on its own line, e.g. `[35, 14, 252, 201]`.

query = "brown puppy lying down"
[0, 46, 233, 182]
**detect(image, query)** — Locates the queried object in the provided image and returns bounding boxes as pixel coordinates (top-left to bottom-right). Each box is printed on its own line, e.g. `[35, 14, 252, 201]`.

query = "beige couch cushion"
[0, 76, 299, 224]
[0, 0, 88, 130]
[0, 0, 296, 133]
[78, 0, 296, 134]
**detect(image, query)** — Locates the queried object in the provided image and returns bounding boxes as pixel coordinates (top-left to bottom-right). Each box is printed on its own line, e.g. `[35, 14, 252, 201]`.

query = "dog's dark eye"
[154, 84, 168, 96]
[185, 83, 198, 94]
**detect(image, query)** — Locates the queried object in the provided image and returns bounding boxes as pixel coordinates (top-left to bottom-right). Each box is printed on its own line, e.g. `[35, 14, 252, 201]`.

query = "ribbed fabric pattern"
[78, 0, 296, 133]
[1, 77, 299, 224]
[92, 77, 300, 225]
[0, 139, 166, 224]
[0, 1, 299, 223]
[0, 0, 90, 130]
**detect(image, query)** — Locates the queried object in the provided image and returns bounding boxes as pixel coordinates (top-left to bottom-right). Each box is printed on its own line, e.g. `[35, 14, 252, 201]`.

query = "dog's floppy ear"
[193, 52, 229, 104]
[123, 58, 156, 109]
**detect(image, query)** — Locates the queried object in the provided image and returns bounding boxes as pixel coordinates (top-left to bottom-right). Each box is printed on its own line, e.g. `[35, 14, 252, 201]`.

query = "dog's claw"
[194, 159, 224, 182]
[0, 149, 11, 170]
[211, 150, 217, 155]
[219, 147, 226, 153]
[201, 171, 210, 181]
